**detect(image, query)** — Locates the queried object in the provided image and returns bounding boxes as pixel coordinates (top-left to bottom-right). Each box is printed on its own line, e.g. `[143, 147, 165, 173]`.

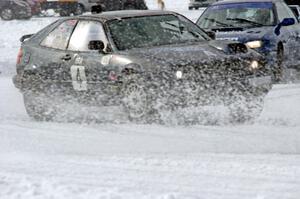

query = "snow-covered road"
[1, 1, 300, 198]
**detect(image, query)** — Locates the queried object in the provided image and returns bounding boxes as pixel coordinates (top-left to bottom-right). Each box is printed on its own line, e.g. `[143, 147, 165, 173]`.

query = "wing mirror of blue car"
[88, 40, 105, 53]
[281, 18, 295, 26]
[274, 18, 295, 36]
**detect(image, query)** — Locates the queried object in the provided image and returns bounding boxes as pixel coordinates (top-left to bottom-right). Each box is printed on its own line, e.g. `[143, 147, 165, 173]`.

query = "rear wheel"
[0, 7, 14, 20]
[23, 91, 57, 121]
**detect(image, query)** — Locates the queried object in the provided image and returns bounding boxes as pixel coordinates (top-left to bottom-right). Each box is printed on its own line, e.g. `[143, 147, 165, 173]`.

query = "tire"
[274, 45, 284, 82]
[23, 91, 57, 121]
[121, 76, 155, 122]
[0, 7, 14, 20]
[188, 7, 193, 10]
[73, 4, 84, 15]
[59, 9, 71, 17]
[228, 94, 264, 124]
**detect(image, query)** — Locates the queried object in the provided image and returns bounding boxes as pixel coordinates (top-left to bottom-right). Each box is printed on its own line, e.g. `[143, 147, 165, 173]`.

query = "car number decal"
[70, 65, 87, 91]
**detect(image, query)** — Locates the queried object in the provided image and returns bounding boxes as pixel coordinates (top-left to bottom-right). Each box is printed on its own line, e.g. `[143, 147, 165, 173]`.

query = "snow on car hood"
[215, 26, 273, 43]
[117, 41, 233, 68]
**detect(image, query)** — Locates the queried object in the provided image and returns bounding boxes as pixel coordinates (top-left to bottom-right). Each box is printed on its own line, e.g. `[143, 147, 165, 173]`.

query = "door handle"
[61, 54, 72, 61]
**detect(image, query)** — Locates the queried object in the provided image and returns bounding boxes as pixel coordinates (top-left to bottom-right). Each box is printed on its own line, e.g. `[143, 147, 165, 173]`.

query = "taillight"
[16, 48, 23, 65]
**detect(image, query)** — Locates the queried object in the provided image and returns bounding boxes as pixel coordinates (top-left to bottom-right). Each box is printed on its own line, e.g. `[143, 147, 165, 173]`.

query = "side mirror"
[20, 34, 34, 42]
[88, 40, 105, 52]
[281, 18, 295, 26]
[206, 30, 216, 40]
[274, 18, 295, 36]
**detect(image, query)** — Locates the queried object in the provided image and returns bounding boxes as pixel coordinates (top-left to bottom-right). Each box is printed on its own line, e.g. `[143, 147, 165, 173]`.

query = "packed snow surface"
[0, 1, 300, 198]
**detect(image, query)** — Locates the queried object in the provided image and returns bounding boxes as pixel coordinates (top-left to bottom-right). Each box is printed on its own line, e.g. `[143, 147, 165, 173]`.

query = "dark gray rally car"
[13, 10, 272, 123]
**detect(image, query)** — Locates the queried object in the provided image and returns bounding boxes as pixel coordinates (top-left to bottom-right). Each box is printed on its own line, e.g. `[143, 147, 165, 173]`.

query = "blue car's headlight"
[245, 40, 263, 49]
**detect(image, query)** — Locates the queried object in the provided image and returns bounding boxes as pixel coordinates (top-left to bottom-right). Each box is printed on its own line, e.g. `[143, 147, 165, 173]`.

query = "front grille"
[170, 58, 258, 82]
[153, 57, 268, 106]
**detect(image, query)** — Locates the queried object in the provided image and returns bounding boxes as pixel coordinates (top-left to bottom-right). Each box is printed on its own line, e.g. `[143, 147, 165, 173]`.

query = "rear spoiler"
[20, 34, 34, 43]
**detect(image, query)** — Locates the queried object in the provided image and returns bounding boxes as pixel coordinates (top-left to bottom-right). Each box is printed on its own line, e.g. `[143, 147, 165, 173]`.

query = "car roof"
[74, 10, 176, 22]
[213, 0, 284, 5]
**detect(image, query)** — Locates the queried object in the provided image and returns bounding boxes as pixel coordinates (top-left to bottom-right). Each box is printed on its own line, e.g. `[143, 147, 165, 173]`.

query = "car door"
[66, 19, 117, 100]
[275, 2, 300, 65]
[30, 19, 78, 92]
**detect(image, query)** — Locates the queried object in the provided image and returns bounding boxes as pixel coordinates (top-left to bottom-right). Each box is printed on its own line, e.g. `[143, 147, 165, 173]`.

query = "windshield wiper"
[226, 17, 264, 27]
[204, 18, 233, 27]
[164, 22, 201, 39]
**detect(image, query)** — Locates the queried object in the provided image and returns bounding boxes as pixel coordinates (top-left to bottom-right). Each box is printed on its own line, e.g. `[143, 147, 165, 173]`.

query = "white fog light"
[176, 71, 183, 79]
[245, 40, 262, 49]
[250, 60, 259, 70]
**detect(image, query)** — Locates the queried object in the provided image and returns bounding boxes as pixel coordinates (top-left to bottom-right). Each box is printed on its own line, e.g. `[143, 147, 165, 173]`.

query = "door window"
[68, 20, 108, 52]
[41, 20, 78, 50]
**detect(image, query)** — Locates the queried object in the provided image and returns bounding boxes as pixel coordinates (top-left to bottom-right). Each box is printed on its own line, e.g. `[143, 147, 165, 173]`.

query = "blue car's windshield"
[197, 2, 275, 30]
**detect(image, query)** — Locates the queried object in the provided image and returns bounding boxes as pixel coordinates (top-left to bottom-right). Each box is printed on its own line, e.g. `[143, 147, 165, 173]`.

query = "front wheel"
[228, 94, 264, 124]
[121, 76, 156, 122]
[273, 45, 284, 82]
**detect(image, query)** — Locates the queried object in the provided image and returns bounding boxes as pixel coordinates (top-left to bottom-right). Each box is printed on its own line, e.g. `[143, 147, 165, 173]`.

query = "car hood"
[106, 41, 264, 78]
[214, 26, 273, 43]
[116, 41, 250, 69]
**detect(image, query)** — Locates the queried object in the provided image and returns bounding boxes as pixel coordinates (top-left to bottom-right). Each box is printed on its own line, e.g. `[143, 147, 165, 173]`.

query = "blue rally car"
[196, 0, 300, 81]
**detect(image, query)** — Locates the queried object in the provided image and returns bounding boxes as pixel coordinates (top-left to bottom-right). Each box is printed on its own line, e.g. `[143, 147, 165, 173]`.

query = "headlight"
[245, 40, 263, 49]
[249, 60, 260, 70]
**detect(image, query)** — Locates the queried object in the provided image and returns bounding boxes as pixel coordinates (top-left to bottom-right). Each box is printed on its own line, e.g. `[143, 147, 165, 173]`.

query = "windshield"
[107, 14, 208, 50]
[197, 2, 275, 30]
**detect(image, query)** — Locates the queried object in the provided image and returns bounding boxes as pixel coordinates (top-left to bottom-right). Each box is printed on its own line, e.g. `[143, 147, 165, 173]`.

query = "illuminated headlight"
[250, 60, 260, 70]
[176, 71, 183, 79]
[245, 40, 262, 49]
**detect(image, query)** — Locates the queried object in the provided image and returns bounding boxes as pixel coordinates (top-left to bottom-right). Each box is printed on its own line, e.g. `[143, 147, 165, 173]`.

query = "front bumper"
[248, 76, 272, 88]
[152, 73, 272, 107]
